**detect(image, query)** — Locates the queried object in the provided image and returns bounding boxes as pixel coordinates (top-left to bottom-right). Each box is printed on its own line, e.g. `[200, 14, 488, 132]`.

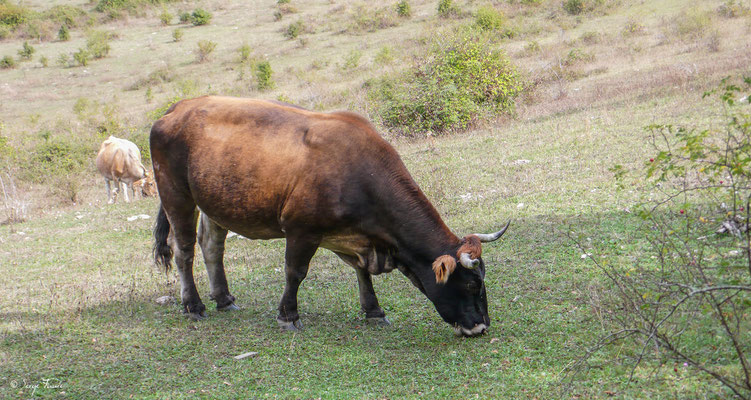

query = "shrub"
[0, 24, 10, 39]
[284, 19, 303, 39]
[273, 10, 283, 21]
[255, 60, 274, 90]
[374, 46, 394, 64]
[0, 2, 28, 28]
[524, 40, 541, 53]
[717, 0, 750, 18]
[159, 8, 173, 25]
[0, 55, 15, 69]
[39, 55, 48, 67]
[277, 0, 290, 4]
[44, 5, 88, 26]
[86, 30, 112, 59]
[342, 49, 362, 70]
[579, 30, 601, 44]
[370, 31, 521, 134]
[574, 77, 751, 399]
[178, 11, 191, 23]
[190, 8, 212, 26]
[127, 66, 174, 90]
[238, 43, 251, 62]
[73, 48, 90, 66]
[563, 0, 584, 15]
[437, 0, 461, 18]
[474, 6, 505, 31]
[172, 27, 183, 42]
[564, 47, 594, 65]
[195, 40, 216, 63]
[58, 24, 70, 41]
[348, 5, 398, 33]
[671, 9, 712, 39]
[17, 41, 34, 61]
[622, 18, 645, 36]
[56, 53, 70, 67]
[396, 1, 411, 17]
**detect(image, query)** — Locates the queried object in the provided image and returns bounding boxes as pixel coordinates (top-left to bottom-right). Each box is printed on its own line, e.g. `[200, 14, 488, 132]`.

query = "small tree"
[195, 40, 216, 63]
[73, 48, 90, 66]
[172, 28, 184, 42]
[255, 61, 274, 90]
[571, 77, 751, 399]
[396, 1, 411, 17]
[190, 8, 212, 26]
[18, 41, 35, 61]
[58, 24, 70, 41]
[0, 55, 16, 69]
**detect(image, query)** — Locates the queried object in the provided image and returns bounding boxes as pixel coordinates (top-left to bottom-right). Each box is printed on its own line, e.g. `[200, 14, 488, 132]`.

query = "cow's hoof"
[366, 316, 391, 326]
[218, 302, 240, 311]
[277, 318, 302, 331]
[186, 311, 207, 321]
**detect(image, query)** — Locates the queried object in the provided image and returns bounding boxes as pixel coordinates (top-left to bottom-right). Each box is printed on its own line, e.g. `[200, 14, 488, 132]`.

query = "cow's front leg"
[278, 233, 320, 331]
[197, 212, 237, 311]
[121, 181, 131, 203]
[355, 269, 390, 326]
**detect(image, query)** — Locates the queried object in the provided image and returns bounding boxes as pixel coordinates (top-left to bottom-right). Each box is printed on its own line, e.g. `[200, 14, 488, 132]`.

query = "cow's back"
[150, 96, 407, 238]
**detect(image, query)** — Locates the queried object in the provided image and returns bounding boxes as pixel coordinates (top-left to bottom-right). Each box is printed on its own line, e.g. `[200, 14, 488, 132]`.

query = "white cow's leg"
[105, 179, 114, 204]
[197, 212, 237, 310]
[122, 181, 130, 203]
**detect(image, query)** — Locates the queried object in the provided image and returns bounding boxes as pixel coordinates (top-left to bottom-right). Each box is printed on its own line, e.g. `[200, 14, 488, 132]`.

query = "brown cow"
[95, 136, 146, 204]
[150, 96, 509, 336]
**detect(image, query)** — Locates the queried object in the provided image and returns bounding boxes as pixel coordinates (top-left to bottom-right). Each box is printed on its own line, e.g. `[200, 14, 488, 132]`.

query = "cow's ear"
[432, 255, 456, 284]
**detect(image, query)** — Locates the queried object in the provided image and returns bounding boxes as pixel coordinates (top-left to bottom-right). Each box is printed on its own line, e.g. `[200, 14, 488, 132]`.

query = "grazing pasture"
[1, 0, 750, 398]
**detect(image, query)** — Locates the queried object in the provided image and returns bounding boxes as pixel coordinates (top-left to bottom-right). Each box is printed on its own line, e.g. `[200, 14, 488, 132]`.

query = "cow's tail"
[153, 203, 173, 273]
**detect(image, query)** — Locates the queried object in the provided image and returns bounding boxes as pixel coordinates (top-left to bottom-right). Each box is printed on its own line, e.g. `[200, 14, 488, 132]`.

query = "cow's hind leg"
[105, 179, 114, 204]
[165, 204, 204, 320]
[121, 181, 131, 203]
[197, 212, 238, 311]
[355, 269, 390, 326]
[278, 232, 320, 331]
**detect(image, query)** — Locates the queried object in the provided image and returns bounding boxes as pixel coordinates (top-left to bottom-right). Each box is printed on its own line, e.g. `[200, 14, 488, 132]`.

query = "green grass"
[0, 87, 737, 398]
[1, 0, 750, 398]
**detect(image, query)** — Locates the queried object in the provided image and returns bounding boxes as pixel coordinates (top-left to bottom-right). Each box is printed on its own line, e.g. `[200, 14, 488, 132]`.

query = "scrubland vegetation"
[1, 0, 751, 398]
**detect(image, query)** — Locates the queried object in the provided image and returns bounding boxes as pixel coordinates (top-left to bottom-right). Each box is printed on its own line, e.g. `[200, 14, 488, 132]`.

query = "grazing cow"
[133, 170, 157, 198]
[96, 136, 146, 204]
[150, 96, 509, 337]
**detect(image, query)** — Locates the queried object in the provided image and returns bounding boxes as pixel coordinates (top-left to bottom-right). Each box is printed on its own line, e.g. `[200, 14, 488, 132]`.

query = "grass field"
[2, 0, 751, 398]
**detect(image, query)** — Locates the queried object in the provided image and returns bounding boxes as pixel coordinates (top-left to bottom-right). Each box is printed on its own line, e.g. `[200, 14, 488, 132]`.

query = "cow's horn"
[473, 220, 511, 243]
[459, 252, 480, 269]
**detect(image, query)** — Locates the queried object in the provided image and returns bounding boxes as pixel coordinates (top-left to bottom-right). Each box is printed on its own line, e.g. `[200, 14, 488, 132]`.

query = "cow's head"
[134, 170, 158, 197]
[428, 222, 509, 337]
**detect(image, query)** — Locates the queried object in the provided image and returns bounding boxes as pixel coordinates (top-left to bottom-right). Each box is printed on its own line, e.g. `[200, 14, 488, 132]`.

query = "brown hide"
[133, 170, 157, 197]
[150, 96, 462, 271]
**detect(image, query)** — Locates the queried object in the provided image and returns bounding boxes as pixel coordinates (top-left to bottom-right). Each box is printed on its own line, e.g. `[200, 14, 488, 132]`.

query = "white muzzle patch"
[454, 323, 488, 337]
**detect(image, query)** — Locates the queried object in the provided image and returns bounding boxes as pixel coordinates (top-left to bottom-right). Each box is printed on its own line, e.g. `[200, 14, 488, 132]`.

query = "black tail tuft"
[153, 203, 173, 273]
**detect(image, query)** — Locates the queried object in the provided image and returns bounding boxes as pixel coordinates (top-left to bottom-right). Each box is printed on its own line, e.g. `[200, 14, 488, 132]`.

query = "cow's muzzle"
[453, 323, 488, 337]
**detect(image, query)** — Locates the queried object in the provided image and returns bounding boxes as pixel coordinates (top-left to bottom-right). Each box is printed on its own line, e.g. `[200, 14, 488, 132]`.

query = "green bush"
[86, 30, 112, 59]
[437, 0, 460, 18]
[348, 5, 398, 33]
[190, 8, 212, 26]
[159, 8, 173, 25]
[0, 55, 15, 69]
[255, 60, 274, 90]
[0, 2, 28, 28]
[57, 53, 70, 67]
[370, 31, 521, 134]
[474, 6, 505, 31]
[17, 41, 34, 61]
[178, 11, 191, 23]
[43, 5, 88, 28]
[284, 19, 303, 39]
[563, 0, 584, 15]
[238, 43, 251, 62]
[374, 46, 394, 64]
[195, 40, 216, 63]
[39, 55, 48, 67]
[172, 27, 183, 42]
[0, 24, 10, 39]
[73, 48, 90, 66]
[396, 1, 411, 17]
[58, 24, 70, 41]
[342, 49, 362, 70]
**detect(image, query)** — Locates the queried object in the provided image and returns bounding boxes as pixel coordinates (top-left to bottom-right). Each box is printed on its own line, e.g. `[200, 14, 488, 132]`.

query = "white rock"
[127, 214, 151, 221]
[234, 352, 259, 360]
[155, 295, 175, 305]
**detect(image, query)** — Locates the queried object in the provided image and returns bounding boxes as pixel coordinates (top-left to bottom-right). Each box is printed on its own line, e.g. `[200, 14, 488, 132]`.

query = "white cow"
[95, 136, 146, 204]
